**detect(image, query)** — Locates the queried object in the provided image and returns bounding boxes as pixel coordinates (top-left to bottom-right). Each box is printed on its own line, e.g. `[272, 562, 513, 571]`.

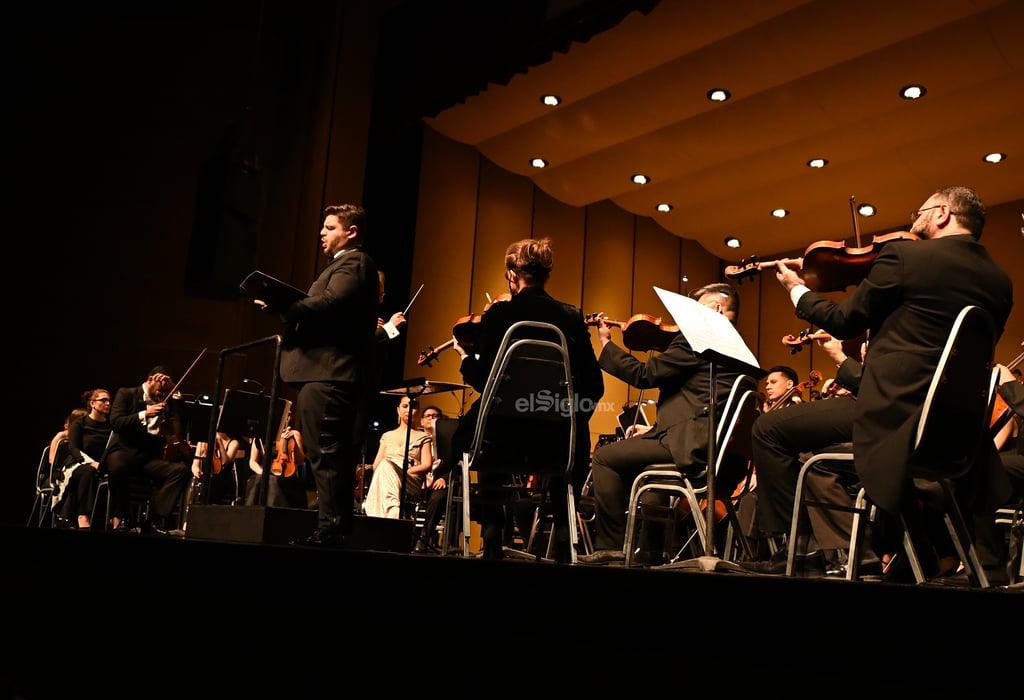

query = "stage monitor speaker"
[185, 505, 415, 553]
[185, 505, 315, 545]
[350, 515, 415, 553]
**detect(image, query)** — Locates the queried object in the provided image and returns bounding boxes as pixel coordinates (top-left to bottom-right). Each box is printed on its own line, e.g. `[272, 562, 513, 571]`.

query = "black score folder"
[239, 270, 307, 313]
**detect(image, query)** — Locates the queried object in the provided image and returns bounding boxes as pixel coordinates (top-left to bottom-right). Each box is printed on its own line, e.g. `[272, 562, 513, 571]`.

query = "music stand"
[217, 389, 292, 505]
[650, 287, 764, 573]
[380, 378, 470, 517]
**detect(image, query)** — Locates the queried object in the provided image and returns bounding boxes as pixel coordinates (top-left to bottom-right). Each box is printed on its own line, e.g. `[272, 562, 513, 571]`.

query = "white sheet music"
[654, 286, 760, 370]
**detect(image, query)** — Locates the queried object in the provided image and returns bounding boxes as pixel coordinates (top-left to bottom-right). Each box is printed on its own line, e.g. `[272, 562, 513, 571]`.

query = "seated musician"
[363, 396, 433, 520]
[762, 365, 801, 412]
[103, 366, 198, 535]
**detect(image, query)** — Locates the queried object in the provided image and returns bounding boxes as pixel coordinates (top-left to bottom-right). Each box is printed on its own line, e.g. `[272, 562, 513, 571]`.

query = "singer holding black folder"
[252, 203, 380, 547]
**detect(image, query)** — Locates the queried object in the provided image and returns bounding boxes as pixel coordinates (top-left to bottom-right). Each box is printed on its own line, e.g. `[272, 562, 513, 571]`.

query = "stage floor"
[3, 525, 1019, 698]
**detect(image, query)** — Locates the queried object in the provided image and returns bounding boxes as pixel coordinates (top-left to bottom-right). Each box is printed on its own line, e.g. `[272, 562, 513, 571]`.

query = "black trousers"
[295, 380, 362, 536]
[750, 396, 856, 538]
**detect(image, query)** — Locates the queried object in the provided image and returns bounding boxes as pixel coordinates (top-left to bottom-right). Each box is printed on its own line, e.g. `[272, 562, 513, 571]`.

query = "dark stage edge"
[4, 525, 1020, 699]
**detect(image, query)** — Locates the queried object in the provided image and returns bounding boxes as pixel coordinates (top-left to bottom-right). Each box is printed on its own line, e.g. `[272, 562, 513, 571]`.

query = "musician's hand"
[773, 260, 805, 292]
[390, 312, 407, 330]
[191, 461, 203, 479]
[145, 401, 166, 419]
[432, 476, 447, 490]
[625, 424, 652, 439]
[592, 312, 612, 345]
[819, 337, 847, 365]
[453, 338, 469, 360]
[253, 299, 268, 310]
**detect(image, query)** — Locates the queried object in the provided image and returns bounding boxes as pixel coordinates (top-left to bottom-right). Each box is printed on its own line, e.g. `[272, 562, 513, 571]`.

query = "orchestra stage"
[3, 524, 1018, 698]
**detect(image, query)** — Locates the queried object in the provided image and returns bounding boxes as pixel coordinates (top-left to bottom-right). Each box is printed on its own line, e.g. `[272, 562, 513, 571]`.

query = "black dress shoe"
[413, 539, 438, 554]
[740, 547, 824, 575]
[290, 528, 344, 547]
[140, 520, 172, 536]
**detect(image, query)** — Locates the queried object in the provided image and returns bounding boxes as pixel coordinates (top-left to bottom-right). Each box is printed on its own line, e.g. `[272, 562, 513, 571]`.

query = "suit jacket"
[599, 332, 745, 473]
[456, 286, 604, 481]
[107, 385, 178, 461]
[279, 248, 379, 386]
[795, 234, 1013, 513]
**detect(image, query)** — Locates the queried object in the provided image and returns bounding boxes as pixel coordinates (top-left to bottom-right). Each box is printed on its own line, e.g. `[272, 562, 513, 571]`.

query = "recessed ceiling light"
[530, 158, 548, 168]
[900, 84, 927, 100]
[771, 209, 789, 218]
[857, 203, 877, 217]
[540, 94, 561, 106]
[725, 237, 741, 249]
[656, 203, 673, 213]
[707, 88, 731, 102]
[631, 174, 650, 185]
[807, 158, 829, 169]
[982, 152, 1007, 164]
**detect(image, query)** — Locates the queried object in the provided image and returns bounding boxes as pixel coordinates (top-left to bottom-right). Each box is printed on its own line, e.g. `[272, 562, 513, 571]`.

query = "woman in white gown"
[363, 396, 434, 519]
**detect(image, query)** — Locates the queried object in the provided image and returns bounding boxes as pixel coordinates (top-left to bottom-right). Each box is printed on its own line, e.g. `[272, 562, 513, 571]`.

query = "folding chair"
[622, 374, 760, 566]
[28, 441, 63, 528]
[459, 321, 578, 563]
[807, 306, 999, 587]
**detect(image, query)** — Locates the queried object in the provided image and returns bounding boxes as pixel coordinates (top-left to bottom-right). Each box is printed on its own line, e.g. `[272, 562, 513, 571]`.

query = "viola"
[271, 432, 304, 478]
[725, 230, 919, 293]
[782, 329, 832, 351]
[417, 293, 512, 367]
[725, 196, 920, 293]
[584, 313, 679, 353]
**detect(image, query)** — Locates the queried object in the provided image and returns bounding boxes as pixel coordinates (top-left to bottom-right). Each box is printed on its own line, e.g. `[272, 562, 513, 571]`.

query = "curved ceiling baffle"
[426, 0, 1024, 260]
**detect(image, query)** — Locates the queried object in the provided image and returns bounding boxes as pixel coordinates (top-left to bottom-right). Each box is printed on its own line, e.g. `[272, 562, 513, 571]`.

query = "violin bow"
[167, 348, 208, 398]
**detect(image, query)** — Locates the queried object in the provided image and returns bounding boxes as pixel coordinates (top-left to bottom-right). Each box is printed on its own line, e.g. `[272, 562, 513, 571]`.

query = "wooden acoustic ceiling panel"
[426, 0, 1024, 260]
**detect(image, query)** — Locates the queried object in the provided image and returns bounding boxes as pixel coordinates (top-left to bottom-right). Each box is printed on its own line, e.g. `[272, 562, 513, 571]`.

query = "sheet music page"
[654, 286, 760, 370]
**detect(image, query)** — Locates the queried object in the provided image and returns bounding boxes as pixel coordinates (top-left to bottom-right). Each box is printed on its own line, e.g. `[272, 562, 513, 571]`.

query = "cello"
[724, 196, 920, 293]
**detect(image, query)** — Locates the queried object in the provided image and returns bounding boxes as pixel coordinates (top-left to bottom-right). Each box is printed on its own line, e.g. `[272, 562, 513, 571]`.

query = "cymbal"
[380, 379, 470, 396]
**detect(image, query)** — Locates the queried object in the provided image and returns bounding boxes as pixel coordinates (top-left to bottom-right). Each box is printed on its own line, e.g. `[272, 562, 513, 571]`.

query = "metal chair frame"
[458, 321, 578, 563]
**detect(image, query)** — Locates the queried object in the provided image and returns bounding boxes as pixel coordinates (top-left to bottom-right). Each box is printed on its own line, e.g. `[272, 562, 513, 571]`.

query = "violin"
[270, 431, 304, 478]
[584, 313, 679, 353]
[417, 293, 512, 367]
[725, 197, 919, 293]
[782, 329, 832, 351]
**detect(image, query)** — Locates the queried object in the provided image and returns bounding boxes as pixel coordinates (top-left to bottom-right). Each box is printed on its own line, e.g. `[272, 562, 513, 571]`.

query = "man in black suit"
[104, 366, 196, 534]
[262, 203, 380, 547]
[580, 282, 748, 565]
[772, 185, 1014, 574]
[452, 237, 605, 560]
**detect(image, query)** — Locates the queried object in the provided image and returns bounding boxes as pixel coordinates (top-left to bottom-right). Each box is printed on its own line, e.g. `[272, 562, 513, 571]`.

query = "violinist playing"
[579, 282, 748, 566]
[104, 365, 198, 535]
[768, 185, 1013, 581]
[450, 237, 604, 561]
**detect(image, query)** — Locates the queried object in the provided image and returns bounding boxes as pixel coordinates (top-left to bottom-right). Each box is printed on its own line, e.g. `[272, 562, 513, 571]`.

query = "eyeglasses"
[93, 398, 111, 403]
[910, 204, 942, 221]
[422, 413, 440, 419]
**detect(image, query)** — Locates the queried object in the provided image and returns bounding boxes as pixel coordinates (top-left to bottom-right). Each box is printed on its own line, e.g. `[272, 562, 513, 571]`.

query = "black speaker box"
[350, 515, 415, 553]
[184, 505, 416, 553]
[185, 505, 315, 545]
